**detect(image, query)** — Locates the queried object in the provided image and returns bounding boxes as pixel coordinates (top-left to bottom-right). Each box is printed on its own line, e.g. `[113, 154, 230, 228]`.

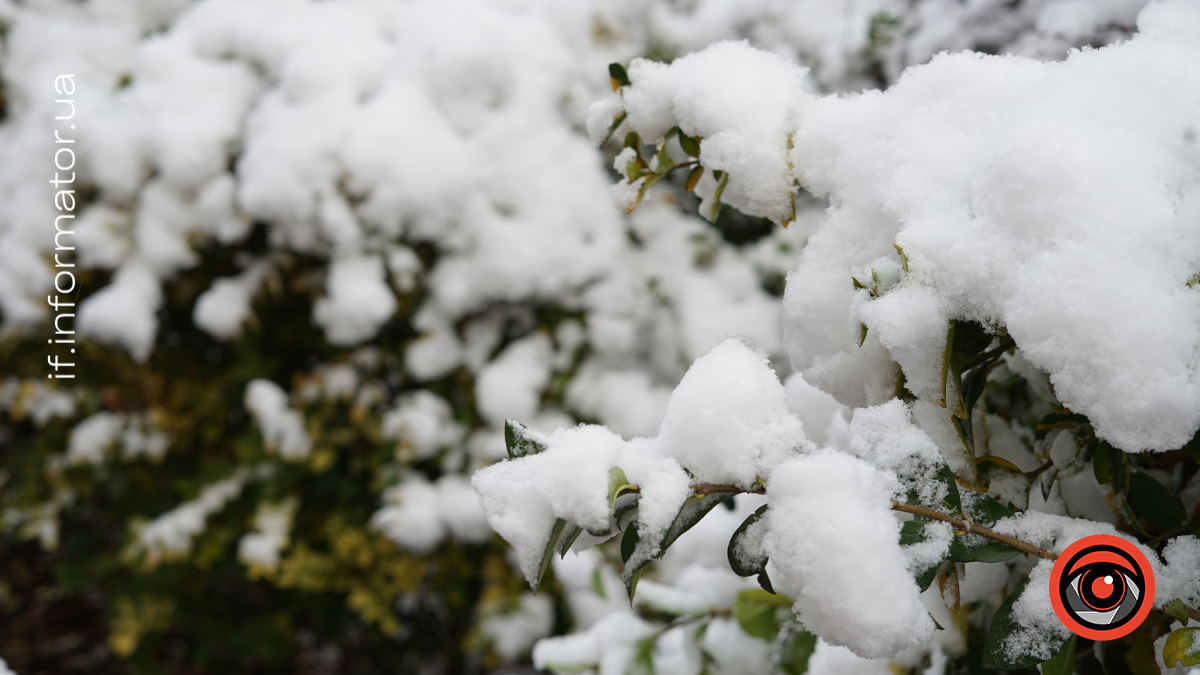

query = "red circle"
[1049, 534, 1155, 641]
[1090, 576, 1112, 599]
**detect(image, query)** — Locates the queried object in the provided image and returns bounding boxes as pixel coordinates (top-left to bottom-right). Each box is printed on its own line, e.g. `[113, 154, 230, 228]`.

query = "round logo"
[1050, 534, 1155, 641]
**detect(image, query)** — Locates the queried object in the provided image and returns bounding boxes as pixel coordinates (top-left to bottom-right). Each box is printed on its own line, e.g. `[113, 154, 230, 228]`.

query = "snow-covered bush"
[0, 0, 1190, 673]
[473, 1, 1200, 673]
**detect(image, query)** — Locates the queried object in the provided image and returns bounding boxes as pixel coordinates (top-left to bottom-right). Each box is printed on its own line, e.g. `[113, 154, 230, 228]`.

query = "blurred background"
[0, 0, 1147, 673]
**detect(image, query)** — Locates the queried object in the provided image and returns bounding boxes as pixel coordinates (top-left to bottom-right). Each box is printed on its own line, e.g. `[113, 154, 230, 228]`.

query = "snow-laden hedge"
[0, 0, 1186, 673]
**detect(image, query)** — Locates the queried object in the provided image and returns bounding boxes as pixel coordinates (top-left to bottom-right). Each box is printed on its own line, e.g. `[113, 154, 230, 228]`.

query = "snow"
[66, 412, 125, 466]
[764, 449, 934, 658]
[380, 391, 465, 461]
[847, 400, 946, 506]
[193, 261, 267, 339]
[656, 338, 809, 489]
[371, 474, 491, 554]
[244, 379, 312, 461]
[312, 255, 397, 346]
[480, 593, 554, 662]
[137, 471, 248, 566]
[237, 498, 297, 570]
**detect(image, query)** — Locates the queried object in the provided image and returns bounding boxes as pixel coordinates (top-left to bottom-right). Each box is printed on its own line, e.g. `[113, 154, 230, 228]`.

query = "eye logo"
[1050, 534, 1155, 641]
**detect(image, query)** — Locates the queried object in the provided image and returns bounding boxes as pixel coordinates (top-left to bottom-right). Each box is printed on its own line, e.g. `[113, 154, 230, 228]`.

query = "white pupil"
[1104, 575, 1113, 584]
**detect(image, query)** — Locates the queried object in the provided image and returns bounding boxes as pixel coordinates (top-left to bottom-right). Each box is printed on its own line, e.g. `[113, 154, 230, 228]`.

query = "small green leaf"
[591, 567, 607, 600]
[1128, 471, 1186, 530]
[505, 420, 546, 459]
[984, 581, 1067, 669]
[1040, 635, 1076, 675]
[534, 518, 567, 593]
[894, 243, 909, 275]
[937, 464, 963, 513]
[624, 131, 641, 150]
[621, 520, 639, 563]
[558, 523, 583, 559]
[851, 276, 869, 291]
[685, 165, 703, 192]
[1165, 598, 1191, 626]
[600, 111, 627, 146]
[857, 323, 868, 348]
[609, 62, 630, 89]
[728, 505, 769, 577]
[608, 466, 638, 507]
[679, 133, 701, 158]
[708, 172, 729, 222]
[948, 496, 1019, 563]
[654, 141, 675, 172]
[1093, 441, 1129, 496]
[1163, 627, 1200, 668]
[899, 520, 943, 591]
[780, 630, 817, 675]
[735, 589, 792, 641]
[634, 637, 655, 674]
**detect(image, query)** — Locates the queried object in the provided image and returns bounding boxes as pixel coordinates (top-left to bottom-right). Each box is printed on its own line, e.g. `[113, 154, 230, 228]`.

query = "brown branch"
[682, 482, 1056, 560]
[891, 502, 1058, 560]
[1024, 460, 1054, 483]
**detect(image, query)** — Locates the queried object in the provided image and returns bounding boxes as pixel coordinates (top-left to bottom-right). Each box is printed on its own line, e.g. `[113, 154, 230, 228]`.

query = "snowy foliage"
[2, 0, 1199, 672]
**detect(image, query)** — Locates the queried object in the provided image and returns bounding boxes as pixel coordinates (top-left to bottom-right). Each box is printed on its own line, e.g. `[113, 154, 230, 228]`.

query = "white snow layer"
[765, 449, 934, 658]
[599, 7, 1200, 452]
[244, 379, 312, 461]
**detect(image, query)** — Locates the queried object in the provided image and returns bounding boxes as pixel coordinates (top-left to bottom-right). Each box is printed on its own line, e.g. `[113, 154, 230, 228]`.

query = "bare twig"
[890, 502, 1058, 560]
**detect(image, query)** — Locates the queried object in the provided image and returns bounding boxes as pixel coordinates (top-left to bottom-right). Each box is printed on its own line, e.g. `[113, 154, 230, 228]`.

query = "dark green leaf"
[734, 589, 792, 641]
[600, 111, 627, 146]
[624, 131, 641, 150]
[898, 520, 943, 591]
[937, 464, 963, 513]
[949, 496, 1019, 563]
[1093, 441, 1129, 495]
[983, 581, 1067, 669]
[857, 323, 868, 348]
[952, 321, 992, 356]
[505, 420, 546, 459]
[780, 631, 817, 675]
[1165, 598, 1191, 626]
[728, 505, 769, 577]
[609, 62, 630, 89]
[621, 519, 639, 563]
[1040, 635, 1076, 675]
[1128, 471, 1186, 530]
[534, 518, 567, 593]
[679, 133, 701, 158]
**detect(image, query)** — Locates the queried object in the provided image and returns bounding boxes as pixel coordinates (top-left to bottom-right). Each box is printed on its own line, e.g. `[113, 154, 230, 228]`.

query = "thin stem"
[1024, 460, 1054, 483]
[967, 337, 1016, 370]
[891, 502, 1058, 560]
[681, 482, 1056, 560]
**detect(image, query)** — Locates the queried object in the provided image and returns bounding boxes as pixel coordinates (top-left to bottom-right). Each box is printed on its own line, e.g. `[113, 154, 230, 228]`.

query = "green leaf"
[936, 464, 963, 513]
[608, 466, 638, 507]
[707, 172, 729, 222]
[591, 567, 607, 600]
[1039, 635, 1076, 675]
[1163, 627, 1200, 668]
[857, 323, 868, 348]
[899, 520, 943, 591]
[679, 133, 701, 158]
[1165, 598, 1191, 626]
[609, 62, 630, 89]
[1093, 441, 1129, 495]
[634, 637, 655, 674]
[948, 495, 1019, 563]
[505, 420, 546, 459]
[621, 520, 639, 563]
[893, 243, 909, 276]
[1128, 471, 1186, 530]
[734, 589, 792, 641]
[727, 505, 769, 577]
[624, 131, 642, 151]
[558, 523, 583, 558]
[600, 111, 627, 146]
[780, 630, 817, 675]
[851, 276, 869, 292]
[685, 165, 703, 192]
[983, 581, 1067, 669]
[534, 518, 567, 593]
[654, 141, 675, 173]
